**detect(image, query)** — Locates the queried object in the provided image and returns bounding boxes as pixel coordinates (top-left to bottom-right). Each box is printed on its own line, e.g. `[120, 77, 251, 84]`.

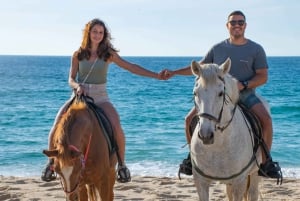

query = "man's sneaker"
[178, 153, 192, 179]
[258, 158, 283, 185]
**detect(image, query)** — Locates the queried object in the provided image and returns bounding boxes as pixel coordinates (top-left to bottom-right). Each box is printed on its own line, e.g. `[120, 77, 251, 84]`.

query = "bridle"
[192, 75, 257, 180]
[195, 76, 237, 133]
[59, 134, 92, 195]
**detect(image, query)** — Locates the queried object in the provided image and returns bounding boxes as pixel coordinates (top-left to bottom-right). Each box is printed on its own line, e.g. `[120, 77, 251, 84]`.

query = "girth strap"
[191, 154, 256, 180]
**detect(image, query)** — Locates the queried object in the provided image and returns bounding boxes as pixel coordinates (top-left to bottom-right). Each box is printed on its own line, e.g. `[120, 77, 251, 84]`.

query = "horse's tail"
[86, 184, 98, 201]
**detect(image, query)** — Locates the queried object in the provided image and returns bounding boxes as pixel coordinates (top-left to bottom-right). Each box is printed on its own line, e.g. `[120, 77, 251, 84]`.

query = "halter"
[195, 76, 237, 133]
[59, 134, 92, 195]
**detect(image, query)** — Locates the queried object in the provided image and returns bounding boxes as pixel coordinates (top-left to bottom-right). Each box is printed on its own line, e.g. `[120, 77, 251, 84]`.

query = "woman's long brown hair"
[77, 18, 118, 61]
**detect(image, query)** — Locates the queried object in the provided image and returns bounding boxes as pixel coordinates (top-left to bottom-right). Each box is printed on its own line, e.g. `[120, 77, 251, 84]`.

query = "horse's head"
[191, 58, 239, 144]
[43, 148, 83, 200]
[43, 100, 92, 201]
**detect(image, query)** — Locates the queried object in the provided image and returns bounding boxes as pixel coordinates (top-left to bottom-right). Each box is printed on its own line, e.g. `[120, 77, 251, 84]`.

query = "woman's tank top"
[77, 58, 109, 84]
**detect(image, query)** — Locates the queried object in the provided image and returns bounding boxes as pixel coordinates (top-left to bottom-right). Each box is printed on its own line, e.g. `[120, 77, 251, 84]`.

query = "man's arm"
[238, 68, 268, 90]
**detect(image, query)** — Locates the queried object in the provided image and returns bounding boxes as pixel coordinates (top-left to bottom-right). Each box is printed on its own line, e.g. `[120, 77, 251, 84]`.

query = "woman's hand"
[76, 84, 86, 96]
[159, 69, 174, 80]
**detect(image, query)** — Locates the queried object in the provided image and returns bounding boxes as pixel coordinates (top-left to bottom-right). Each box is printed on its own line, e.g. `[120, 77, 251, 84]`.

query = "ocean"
[0, 55, 299, 179]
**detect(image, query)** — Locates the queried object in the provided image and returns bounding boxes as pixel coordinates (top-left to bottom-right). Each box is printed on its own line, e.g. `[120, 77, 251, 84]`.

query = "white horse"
[190, 58, 262, 201]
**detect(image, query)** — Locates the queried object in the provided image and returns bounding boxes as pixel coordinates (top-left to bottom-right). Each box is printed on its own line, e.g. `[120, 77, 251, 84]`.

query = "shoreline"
[0, 175, 299, 200]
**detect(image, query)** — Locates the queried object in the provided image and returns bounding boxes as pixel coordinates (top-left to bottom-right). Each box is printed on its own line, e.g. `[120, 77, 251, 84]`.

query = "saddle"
[238, 103, 269, 159]
[73, 95, 118, 156]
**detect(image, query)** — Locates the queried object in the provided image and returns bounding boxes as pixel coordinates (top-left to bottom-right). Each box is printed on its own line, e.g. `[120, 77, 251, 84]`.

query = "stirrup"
[258, 158, 283, 185]
[117, 165, 131, 183]
[178, 154, 193, 180]
[41, 162, 57, 182]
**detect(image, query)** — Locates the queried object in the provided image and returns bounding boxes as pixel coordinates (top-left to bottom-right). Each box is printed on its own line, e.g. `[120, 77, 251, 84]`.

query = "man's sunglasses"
[228, 20, 245, 26]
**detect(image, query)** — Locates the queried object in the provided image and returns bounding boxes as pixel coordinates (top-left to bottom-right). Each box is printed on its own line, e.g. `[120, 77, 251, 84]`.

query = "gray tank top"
[77, 59, 109, 84]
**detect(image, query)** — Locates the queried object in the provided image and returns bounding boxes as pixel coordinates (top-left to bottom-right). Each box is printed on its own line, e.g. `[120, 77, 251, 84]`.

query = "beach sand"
[0, 175, 299, 200]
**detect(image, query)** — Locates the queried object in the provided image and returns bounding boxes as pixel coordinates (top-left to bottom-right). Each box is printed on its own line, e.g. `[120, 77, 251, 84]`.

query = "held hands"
[158, 69, 174, 80]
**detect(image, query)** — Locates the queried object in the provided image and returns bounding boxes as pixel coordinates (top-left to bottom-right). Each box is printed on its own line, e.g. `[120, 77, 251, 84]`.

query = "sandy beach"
[0, 175, 299, 201]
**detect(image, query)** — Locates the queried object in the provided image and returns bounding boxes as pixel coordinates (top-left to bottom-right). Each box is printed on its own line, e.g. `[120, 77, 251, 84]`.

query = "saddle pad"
[86, 101, 117, 155]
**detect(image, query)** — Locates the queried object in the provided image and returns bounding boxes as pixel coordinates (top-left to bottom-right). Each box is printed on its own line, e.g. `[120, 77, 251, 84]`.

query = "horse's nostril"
[210, 132, 214, 139]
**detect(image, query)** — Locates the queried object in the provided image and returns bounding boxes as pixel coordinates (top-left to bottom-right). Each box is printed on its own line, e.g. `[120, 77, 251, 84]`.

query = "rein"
[192, 75, 257, 180]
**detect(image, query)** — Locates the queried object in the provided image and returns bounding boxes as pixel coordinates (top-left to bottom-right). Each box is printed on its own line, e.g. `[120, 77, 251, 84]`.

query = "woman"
[41, 18, 163, 183]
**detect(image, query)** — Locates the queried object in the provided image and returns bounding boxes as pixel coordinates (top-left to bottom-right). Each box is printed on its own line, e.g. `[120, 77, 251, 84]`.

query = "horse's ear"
[191, 60, 202, 76]
[68, 145, 82, 158]
[43, 149, 59, 157]
[220, 58, 231, 74]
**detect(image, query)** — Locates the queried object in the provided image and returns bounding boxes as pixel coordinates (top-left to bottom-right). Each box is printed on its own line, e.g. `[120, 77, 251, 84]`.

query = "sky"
[0, 0, 299, 56]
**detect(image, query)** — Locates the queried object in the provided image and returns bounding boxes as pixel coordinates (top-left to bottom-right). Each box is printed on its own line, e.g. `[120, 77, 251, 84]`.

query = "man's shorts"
[239, 89, 262, 109]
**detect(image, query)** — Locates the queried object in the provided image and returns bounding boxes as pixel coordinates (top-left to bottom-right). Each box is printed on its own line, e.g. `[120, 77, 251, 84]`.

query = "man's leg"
[251, 103, 282, 181]
[185, 107, 197, 144]
[178, 107, 197, 176]
[250, 103, 273, 163]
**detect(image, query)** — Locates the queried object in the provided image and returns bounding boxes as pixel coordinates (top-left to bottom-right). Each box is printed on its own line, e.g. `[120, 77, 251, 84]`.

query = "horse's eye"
[218, 91, 223, 97]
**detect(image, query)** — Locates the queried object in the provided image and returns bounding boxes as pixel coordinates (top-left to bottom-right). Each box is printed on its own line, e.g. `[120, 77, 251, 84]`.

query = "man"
[161, 10, 282, 180]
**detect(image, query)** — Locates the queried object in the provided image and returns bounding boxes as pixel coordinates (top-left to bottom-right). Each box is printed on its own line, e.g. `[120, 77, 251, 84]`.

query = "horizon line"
[1, 54, 300, 57]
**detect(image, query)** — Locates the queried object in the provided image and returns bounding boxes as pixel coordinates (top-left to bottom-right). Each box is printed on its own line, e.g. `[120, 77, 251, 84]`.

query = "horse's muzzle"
[198, 130, 214, 144]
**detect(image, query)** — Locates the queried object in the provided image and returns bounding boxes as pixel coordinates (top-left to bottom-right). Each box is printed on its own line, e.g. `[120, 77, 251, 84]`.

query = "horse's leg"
[226, 184, 233, 201]
[98, 168, 115, 201]
[231, 180, 248, 201]
[193, 175, 210, 201]
[79, 185, 88, 201]
[245, 173, 260, 201]
[107, 167, 116, 201]
[86, 184, 100, 201]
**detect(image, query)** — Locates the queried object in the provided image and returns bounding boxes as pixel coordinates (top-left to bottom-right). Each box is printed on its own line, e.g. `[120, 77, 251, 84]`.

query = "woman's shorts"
[81, 83, 110, 104]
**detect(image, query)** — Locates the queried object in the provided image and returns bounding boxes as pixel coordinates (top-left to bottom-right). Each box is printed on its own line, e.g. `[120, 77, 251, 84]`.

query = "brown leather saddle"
[71, 95, 118, 156]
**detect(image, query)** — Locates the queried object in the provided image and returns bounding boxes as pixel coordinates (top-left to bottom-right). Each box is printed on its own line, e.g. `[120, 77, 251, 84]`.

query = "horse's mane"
[52, 100, 88, 163]
[199, 63, 239, 104]
[197, 64, 219, 87]
[223, 72, 239, 104]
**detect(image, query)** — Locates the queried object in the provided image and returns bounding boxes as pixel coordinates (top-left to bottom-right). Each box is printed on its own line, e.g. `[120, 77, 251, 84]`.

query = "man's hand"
[159, 69, 174, 80]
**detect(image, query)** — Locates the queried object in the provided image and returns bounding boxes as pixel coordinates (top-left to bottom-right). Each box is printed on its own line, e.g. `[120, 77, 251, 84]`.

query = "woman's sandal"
[41, 161, 57, 182]
[117, 165, 131, 183]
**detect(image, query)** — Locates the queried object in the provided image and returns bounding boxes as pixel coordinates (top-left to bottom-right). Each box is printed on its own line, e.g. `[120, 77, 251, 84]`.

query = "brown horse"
[43, 97, 117, 201]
